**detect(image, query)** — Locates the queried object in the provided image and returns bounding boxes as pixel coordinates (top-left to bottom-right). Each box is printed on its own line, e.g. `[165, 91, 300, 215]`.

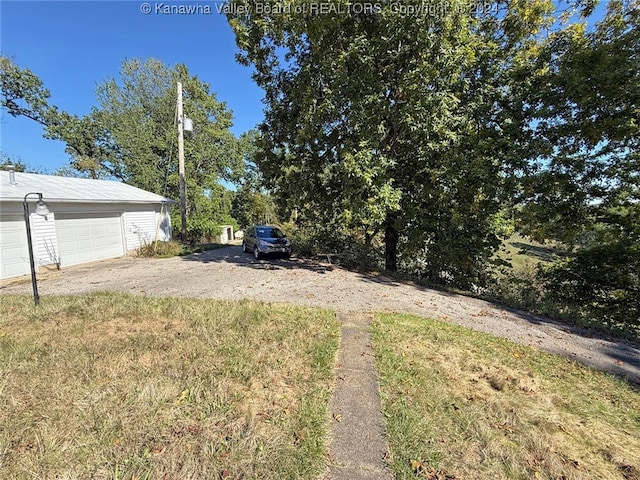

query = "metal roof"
[0, 171, 173, 204]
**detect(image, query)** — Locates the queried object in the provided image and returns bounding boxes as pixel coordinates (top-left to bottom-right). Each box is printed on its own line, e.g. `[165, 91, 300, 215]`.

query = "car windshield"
[256, 227, 285, 239]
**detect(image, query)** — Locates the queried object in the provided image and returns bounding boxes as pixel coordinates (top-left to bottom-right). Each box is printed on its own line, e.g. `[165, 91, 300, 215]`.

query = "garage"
[55, 213, 125, 267]
[0, 170, 173, 280]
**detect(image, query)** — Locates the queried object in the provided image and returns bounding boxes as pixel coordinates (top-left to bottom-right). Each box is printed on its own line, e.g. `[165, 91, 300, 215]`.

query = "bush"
[485, 264, 546, 313]
[280, 222, 318, 257]
[338, 242, 383, 271]
[136, 240, 184, 258]
[280, 221, 347, 258]
[186, 216, 222, 242]
[539, 240, 640, 337]
[280, 221, 383, 270]
[483, 238, 640, 340]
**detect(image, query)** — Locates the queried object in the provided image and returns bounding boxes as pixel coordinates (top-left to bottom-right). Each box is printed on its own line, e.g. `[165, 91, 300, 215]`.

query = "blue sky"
[1, 0, 265, 173]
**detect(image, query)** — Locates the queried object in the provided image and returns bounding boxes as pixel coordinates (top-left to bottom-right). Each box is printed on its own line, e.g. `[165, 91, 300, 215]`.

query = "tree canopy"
[0, 55, 58, 126]
[521, 0, 639, 244]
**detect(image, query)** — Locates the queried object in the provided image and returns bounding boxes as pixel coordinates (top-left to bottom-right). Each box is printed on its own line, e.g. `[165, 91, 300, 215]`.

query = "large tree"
[80, 58, 245, 237]
[1, 57, 244, 238]
[228, 0, 559, 286]
[63, 59, 244, 191]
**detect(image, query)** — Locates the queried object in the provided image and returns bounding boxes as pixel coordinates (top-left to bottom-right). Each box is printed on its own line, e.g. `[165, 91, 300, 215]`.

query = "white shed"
[0, 171, 173, 280]
[219, 225, 234, 244]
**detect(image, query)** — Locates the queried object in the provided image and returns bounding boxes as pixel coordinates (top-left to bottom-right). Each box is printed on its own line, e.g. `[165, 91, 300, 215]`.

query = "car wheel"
[242, 241, 248, 253]
[253, 245, 261, 260]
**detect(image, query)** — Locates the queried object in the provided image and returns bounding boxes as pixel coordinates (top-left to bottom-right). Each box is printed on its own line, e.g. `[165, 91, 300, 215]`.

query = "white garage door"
[0, 215, 30, 279]
[56, 213, 125, 267]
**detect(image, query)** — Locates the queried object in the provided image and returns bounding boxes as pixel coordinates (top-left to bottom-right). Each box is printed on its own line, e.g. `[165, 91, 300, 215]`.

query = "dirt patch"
[2, 245, 639, 384]
[78, 316, 186, 342]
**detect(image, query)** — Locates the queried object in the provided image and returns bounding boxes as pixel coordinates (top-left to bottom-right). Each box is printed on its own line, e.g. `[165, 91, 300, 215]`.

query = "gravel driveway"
[3, 245, 639, 384]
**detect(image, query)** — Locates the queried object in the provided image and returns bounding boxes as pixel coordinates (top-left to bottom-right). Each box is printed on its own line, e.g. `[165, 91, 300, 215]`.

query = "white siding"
[123, 208, 172, 250]
[30, 212, 60, 267]
[123, 211, 157, 250]
[56, 213, 125, 267]
[0, 215, 30, 279]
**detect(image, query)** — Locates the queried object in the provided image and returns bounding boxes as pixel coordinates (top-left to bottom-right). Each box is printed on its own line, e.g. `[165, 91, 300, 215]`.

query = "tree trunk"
[384, 214, 399, 272]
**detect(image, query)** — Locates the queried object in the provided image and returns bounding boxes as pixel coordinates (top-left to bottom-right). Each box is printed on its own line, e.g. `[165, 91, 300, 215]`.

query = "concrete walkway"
[322, 312, 393, 480]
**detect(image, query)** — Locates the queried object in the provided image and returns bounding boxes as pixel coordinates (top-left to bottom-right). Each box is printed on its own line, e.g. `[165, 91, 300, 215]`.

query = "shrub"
[539, 239, 640, 337]
[136, 240, 184, 258]
[279, 222, 318, 257]
[485, 264, 546, 313]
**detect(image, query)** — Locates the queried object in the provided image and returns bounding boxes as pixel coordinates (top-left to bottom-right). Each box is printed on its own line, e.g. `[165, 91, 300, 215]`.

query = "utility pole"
[177, 81, 187, 241]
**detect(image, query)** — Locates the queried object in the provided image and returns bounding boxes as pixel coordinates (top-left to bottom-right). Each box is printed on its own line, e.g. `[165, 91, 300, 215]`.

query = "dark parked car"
[242, 225, 292, 259]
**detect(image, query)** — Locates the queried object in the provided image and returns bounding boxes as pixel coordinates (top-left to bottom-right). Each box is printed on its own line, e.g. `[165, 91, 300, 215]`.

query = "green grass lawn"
[372, 312, 640, 480]
[0, 293, 339, 480]
[498, 234, 566, 271]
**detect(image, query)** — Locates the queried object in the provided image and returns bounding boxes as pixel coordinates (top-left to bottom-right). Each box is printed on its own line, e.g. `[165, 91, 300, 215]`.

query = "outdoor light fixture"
[23, 192, 49, 306]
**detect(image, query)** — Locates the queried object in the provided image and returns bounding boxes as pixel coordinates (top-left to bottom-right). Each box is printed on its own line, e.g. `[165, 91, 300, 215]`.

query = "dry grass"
[372, 313, 640, 480]
[0, 293, 339, 479]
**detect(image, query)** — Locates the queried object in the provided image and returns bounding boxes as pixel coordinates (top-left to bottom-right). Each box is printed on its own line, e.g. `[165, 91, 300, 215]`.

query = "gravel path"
[3, 245, 639, 384]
